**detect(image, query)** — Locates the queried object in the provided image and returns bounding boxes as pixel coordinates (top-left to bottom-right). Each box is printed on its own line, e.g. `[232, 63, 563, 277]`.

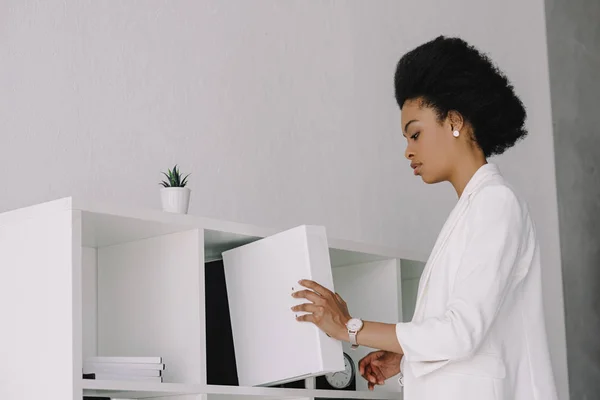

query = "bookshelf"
[0, 196, 420, 399]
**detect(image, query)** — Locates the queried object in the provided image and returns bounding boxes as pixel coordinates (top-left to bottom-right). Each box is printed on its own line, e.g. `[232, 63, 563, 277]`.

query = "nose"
[404, 144, 414, 160]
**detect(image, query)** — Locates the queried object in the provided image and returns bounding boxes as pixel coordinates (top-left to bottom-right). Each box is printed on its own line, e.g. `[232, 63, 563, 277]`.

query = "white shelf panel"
[205, 384, 402, 400]
[73, 196, 274, 249]
[82, 381, 401, 399]
[82, 380, 187, 399]
[73, 196, 418, 263]
[81, 210, 197, 248]
[1, 196, 422, 263]
[204, 229, 410, 268]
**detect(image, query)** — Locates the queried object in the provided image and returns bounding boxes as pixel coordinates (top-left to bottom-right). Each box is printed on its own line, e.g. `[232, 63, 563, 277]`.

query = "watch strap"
[349, 331, 358, 347]
[347, 318, 362, 349]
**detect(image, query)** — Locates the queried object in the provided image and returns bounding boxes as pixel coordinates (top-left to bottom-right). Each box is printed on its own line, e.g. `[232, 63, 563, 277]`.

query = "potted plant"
[160, 164, 191, 214]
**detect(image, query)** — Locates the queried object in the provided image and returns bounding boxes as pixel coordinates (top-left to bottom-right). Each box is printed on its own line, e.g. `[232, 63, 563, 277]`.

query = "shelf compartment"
[82, 209, 205, 386]
[204, 233, 404, 395]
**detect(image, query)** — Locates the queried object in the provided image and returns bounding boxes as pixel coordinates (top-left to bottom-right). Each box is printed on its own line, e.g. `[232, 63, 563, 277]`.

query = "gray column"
[544, 1, 600, 398]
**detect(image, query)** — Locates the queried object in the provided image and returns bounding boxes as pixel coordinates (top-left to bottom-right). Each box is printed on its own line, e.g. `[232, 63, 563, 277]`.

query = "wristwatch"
[346, 318, 364, 349]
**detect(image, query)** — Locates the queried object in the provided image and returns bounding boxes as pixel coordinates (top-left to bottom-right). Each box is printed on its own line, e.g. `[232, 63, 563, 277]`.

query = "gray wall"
[544, 0, 600, 398]
[401, 259, 426, 322]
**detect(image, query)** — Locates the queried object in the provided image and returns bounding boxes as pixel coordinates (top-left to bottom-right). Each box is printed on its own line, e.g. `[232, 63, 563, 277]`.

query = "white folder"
[222, 225, 345, 387]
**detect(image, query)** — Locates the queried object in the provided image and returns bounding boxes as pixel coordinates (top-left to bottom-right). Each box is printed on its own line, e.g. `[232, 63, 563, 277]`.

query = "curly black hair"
[394, 36, 527, 158]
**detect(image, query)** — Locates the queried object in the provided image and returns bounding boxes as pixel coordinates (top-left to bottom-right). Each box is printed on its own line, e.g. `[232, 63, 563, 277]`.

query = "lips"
[411, 162, 422, 175]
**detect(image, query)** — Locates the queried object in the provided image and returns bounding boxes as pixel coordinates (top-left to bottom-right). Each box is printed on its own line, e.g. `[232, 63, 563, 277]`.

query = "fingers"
[295, 313, 315, 323]
[363, 365, 385, 387]
[360, 357, 376, 381]
[358, 358, 366, 375]
[292, 289, 324, 305]
[293, 303, 326, 324]
[359, 351, 387, 388]
[370, 352, 387, 384]
[298, 279, 332, 298]
[291, 303, 321, 314]
[358, 352, 375, 375]
[358, 350, 382, 373]
[296, 280, 347, 307]
[364, 364, 380, 387]
[371, 364, 386, 384]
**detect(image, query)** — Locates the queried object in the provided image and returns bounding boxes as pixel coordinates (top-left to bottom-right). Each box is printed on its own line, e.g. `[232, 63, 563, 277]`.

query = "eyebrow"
[403, 119, 418, 136]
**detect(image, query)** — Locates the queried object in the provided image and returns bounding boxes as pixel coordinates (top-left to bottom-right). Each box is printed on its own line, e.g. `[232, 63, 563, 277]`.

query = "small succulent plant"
[160, 164, 190, 188]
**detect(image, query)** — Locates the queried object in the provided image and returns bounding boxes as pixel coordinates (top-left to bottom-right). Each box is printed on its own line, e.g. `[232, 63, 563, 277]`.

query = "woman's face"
[401, 98, 459, 184]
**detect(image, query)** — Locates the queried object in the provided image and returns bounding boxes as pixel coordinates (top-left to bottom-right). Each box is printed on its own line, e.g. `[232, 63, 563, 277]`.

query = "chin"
[420, 174, 441, 184]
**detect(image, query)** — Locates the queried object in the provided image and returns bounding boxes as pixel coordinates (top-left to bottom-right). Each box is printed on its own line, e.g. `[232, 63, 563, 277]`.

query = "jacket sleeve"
[395, 185, 527, 378]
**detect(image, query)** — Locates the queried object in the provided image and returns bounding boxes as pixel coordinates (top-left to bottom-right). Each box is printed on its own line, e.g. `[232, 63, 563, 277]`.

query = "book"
[83, 372, 162, 382]
[82, 367, 161, 377]
[84, 356, 162, 364]
[83, 362, 165, 373]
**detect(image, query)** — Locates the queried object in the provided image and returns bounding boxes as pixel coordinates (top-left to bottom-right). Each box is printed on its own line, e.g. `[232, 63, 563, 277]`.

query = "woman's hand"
[291, 279, 352, 341]
[358, 350, 402, 390]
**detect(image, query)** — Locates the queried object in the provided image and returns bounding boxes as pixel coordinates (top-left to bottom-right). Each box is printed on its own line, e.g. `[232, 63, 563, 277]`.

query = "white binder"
[222, 225, 345, 387]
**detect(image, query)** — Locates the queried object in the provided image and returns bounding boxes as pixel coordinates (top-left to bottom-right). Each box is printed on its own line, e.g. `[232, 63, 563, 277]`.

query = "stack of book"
[82, 356, 164, 382]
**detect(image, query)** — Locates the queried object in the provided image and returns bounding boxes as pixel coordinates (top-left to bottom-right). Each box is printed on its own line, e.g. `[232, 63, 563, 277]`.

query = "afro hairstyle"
[394, 36, 527, 158]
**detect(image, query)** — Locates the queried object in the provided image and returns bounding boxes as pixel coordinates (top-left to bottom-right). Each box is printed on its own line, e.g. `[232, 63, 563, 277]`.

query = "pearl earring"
[453, 130, 460, 137]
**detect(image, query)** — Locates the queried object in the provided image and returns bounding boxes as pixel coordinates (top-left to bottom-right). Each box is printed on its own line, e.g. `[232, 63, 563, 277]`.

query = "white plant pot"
[160, 187, 191, 214]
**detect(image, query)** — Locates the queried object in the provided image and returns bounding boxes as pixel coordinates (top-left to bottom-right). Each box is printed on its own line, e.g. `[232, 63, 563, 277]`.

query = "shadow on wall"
[401, 259, 426, 322]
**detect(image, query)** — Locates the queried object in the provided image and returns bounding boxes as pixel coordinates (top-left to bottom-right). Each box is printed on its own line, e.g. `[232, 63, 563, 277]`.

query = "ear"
[446, 110, 465, 132]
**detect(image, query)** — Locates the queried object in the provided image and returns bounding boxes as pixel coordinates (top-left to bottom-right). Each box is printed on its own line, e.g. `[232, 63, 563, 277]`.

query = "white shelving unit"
[0, 196, 421, 400]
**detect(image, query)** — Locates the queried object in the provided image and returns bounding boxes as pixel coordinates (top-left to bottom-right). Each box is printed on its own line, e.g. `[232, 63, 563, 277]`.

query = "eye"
[410, 132, 420, 140]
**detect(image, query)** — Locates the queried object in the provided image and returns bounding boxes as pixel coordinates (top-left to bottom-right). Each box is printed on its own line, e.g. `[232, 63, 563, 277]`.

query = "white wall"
[0, 0, 568, 398]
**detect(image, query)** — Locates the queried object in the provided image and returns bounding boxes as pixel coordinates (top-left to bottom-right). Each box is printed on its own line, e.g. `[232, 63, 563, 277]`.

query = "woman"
[291, 36, 558, 400]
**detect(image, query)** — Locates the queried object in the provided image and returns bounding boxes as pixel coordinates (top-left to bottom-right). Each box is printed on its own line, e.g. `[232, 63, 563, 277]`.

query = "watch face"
[325, 353, 355, 389]
[346, 318, 363, 331]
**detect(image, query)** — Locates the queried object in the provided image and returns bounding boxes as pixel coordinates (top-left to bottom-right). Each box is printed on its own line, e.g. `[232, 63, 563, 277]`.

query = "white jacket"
[395, 163, 558, 400]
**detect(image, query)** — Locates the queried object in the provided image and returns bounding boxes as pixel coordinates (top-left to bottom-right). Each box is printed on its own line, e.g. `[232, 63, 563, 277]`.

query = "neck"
[449, 157, 487, 198]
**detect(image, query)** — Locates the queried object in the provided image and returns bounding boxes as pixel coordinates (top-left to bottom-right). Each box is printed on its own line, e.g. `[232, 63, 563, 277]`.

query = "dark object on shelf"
[274, 352, 356, 399]
[205, 259, 239, 386]
[315, 372, 357, 391]
[316, 352, 356, 391]
[273, 378, 306, 389]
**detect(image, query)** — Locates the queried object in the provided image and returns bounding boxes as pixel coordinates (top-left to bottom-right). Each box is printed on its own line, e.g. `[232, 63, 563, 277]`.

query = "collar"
[461, 163, 501, 200]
